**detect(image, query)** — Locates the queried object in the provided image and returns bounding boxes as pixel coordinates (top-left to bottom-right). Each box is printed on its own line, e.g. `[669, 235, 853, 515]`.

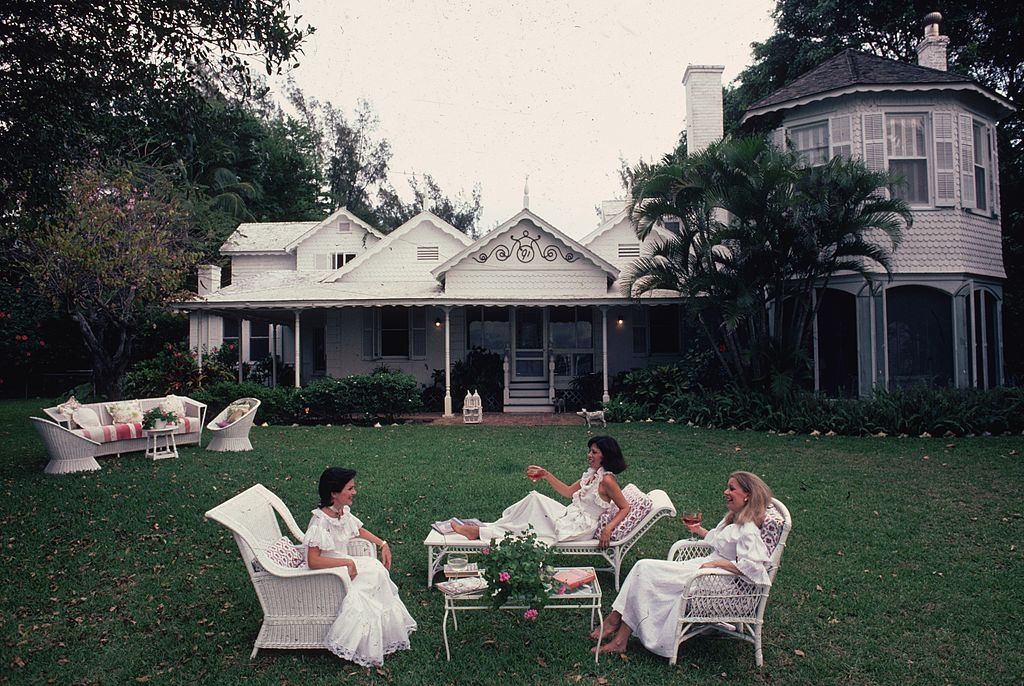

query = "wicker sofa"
[41, 395, 207, 458]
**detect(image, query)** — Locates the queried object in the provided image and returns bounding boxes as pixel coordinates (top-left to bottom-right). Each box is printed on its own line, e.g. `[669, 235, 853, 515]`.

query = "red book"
[553, 568, 596, 591]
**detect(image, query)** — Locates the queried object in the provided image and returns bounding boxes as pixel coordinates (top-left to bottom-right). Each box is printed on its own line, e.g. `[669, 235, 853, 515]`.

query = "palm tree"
[624, 135, 911, 393]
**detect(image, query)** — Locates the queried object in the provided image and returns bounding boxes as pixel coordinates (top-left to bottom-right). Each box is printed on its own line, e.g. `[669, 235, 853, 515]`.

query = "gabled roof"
[579, 208, 675, 246]
[321, 210, 472, 283]
[221, 221, 319, 254]
[431, 208, 619, 280]
[283, 207, 386, 252]
[742, 49, 1015, 123]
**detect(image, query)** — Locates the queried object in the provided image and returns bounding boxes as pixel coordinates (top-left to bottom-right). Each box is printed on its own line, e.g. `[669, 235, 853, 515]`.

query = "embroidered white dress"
[611, 518, 772, 659]
[303, 508, 417, 667]
[478, 468, 614, 543]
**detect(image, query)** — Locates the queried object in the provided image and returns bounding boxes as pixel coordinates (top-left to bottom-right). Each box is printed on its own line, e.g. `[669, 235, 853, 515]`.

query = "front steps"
[504, 380, 554, 413]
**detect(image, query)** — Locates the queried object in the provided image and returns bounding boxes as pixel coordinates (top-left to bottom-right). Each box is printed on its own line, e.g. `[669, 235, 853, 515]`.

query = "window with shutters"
[362, 307, 426, 359]
[933, 112, 955, 206]
[790, 121, 829, 166]
[886, 114, 929, 204]
[972, 120, 992, 212]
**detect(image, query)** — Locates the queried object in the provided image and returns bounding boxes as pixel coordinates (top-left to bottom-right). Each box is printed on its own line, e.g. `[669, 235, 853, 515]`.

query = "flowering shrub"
[478, 527, 552, 614]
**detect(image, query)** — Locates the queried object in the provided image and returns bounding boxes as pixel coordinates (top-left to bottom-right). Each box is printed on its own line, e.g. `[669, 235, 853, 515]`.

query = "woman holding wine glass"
[450, 435, 631, 548]
[591, 471, 774, 658]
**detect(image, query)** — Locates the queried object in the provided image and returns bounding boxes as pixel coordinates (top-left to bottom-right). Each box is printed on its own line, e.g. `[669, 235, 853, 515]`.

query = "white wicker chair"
[30, 417, 102, 474]
[665, 498, 792, 667]
[205, 483, 377, 658]
[206, 398, 261, 452]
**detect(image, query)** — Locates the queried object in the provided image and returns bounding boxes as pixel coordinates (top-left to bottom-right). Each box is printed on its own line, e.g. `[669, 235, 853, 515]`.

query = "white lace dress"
[303, 508, 417, 667]
[478, 468, 614, 543]
[610, 518, 771, 659]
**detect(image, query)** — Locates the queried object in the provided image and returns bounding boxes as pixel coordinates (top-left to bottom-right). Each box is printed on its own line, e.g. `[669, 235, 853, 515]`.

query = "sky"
[272, 1, 777, 237]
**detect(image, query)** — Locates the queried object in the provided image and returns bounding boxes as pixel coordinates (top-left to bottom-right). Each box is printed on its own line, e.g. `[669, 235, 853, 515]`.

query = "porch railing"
[548, 353, 556, 402]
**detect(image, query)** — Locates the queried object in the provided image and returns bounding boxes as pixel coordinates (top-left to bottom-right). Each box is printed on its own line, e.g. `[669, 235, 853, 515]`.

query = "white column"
[443, 307, 452, 416]
[196, 312, 204, 373]
[548, 353, 555, 402]
[239, 318, 249, 383]
[270, 324, 277, 388]
[968, 281, 977, 387]
[294, 310, 302, 388]
[503, 350, 510, 405]
[601, 307, 610, 403]
[995, 296, 1005, 386]
[812, 290, 820, 393]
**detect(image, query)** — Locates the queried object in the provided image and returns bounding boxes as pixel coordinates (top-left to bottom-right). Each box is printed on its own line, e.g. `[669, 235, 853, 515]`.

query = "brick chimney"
[916, 11, 948, 72]
[197, 264, 221, 296]
[682, 65, 725, 154]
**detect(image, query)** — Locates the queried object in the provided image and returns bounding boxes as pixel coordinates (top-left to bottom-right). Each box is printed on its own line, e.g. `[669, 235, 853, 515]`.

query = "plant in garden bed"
[141, 406, 179, 430]
[479, 528, 553, 616]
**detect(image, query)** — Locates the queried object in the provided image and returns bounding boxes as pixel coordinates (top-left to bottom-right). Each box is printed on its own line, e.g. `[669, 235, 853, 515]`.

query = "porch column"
[293, 310, 302, 388]
[443, 307, 453, 416]
[995, 296, 1005, 386]
[968, 281, 977, 387]
[601, 306, 610, 403]
[239, 318, 249, 383]
[979, 289, 990, 389]
[196, 312, 204, 373]
[270, 324, 277, 388]
[811, 291, 820, 393]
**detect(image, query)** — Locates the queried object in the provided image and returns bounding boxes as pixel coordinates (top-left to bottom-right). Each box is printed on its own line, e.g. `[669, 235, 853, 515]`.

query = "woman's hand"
[700, 559, 741, 575]
[380, 541, 392, 569]
[598, 525, 614, 549]
[526, 465, 547, 482]
[684, 520, 707, 537]
[342, 558, 359, 580]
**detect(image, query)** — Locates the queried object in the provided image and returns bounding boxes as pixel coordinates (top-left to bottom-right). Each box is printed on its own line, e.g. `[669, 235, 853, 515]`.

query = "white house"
[740, 12, 1014, 396]
[182, 13, 1013, 409]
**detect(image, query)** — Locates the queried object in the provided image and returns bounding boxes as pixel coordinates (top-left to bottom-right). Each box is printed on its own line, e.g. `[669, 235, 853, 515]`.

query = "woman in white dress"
[451, 436, 631, 548]
[592, 471, 773, 659]
[304, 467, 417, 667]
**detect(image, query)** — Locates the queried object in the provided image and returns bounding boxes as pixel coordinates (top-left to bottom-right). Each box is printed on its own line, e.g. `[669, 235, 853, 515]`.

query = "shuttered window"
[933, 112, 955, 206]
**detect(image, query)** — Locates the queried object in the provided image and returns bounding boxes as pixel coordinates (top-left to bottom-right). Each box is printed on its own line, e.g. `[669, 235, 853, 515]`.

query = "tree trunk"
[72, 312, 132, 400]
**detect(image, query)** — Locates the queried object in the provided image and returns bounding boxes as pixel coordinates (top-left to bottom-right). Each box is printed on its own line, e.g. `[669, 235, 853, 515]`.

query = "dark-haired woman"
[304, 467, 416, 667]
[451, 435, 631, 548]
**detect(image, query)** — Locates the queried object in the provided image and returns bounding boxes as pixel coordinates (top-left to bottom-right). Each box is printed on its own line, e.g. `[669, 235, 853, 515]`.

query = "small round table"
[143, 426, 179, 461]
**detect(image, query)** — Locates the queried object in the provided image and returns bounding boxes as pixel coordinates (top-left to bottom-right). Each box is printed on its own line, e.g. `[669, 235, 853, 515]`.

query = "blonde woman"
[592, 471, 774, 659]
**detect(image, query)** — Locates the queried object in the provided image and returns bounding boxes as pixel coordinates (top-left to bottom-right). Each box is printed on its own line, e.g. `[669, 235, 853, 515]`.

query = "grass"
[1, 398, 1022, 685]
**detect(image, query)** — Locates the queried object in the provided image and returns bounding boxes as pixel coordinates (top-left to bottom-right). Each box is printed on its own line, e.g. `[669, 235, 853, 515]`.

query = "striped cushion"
[71, 418, 197, 443]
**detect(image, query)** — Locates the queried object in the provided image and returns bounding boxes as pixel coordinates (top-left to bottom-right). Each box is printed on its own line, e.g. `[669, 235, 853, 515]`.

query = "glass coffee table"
[439, 566, 604, 664]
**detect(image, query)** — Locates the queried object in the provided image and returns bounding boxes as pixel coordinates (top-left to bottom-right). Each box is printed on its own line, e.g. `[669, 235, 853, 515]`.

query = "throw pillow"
[72, 407, 101, 428]
[265, 536, 305, 568]
[594, 483, 653, 541]
[57, 396, 82, 418]
[760, 504, 786, 555]
[160, 394, 186, 418]
[106, 400, 142, 424]
[224, 402, 250, 424]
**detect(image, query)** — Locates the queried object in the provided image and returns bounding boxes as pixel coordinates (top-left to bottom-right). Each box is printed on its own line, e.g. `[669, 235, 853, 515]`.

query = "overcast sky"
[273, 1, 776, 237]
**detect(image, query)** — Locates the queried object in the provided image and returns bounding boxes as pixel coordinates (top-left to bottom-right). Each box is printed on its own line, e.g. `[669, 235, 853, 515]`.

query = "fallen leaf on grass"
[794, 649, 806, 657]
[815, 584, 824, 592]
[536, 657, 547, 667]
[135, 677, 151, 683]
[13, 656, 25, 667]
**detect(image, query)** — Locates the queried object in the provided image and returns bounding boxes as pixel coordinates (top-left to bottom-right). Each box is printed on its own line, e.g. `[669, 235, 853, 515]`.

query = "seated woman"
[304, 467, 417, 667]
[451, 435, 631, 548]
[592, 471, 774, 658]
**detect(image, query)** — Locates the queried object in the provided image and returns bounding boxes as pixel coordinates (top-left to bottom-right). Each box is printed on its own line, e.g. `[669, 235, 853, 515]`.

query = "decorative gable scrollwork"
[473, 230, 579, 264]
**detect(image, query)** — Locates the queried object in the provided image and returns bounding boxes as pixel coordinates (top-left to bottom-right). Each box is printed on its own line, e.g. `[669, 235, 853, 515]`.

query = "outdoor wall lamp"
[434, 319, 442, 328]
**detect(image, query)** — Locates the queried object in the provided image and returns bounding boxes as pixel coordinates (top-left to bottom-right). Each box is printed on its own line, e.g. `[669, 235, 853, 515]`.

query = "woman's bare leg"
[450, 522, 480, 539]
[594, 621, 633, 654]
[589, 610, 622, 641]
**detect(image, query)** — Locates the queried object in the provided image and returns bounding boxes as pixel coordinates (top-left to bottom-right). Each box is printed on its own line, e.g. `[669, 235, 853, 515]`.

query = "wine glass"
[681, 511, 703, 527]
[525, 465, 544, 482]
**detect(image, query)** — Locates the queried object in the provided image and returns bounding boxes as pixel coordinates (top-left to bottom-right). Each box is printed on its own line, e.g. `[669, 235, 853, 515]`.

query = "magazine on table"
[443, 562, 480, 578]
[552, 568, 596, 591]
[436, 576, 489, 596]
[432, 517, 482, 535]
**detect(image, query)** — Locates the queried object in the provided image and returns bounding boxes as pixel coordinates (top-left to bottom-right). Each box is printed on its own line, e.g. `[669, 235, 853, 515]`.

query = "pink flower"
[498, 571, 510, 583]
[558, 585, 568, 595]
[481, 547, 490, 555]
[523, 609, 538, 620]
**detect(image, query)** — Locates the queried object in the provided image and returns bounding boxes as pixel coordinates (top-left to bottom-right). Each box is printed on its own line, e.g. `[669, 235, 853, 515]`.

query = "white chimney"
[682, 64, 725, 154]
[197, 264, 222, 296]
[916, 11, 948, 72]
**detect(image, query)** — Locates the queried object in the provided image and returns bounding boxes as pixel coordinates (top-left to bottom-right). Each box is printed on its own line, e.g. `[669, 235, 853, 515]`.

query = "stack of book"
[436, 577, 488, 596]
[444, 562, 480, 578]
[552, 568, 596, 591]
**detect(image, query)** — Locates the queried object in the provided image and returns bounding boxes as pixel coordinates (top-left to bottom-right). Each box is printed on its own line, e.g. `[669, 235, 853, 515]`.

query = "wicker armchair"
[30, 417, 102, 474]
[665, 498, 792, 667]
[205, 483, 377, 658]
[206, 398, 261, 452]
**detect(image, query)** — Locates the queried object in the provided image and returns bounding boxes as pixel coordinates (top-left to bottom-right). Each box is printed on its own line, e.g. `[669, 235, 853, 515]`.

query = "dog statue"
[576, 408, 607, 428]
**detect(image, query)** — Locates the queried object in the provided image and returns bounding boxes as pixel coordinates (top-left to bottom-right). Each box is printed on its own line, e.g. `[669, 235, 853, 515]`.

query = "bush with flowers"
[479, 527, 554, 617]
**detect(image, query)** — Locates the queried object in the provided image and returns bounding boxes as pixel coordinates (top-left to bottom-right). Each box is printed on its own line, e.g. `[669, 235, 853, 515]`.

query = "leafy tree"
[727, 0, 1024, 381]
[625, 136, 910, 394]
[376, 174, 483, 237]
[19, 164, 199, 399]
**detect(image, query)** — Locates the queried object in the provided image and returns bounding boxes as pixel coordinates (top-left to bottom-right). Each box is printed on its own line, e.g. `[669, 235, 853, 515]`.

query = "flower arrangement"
[478, 527, 553, 616]
[142, 407, 179, 430]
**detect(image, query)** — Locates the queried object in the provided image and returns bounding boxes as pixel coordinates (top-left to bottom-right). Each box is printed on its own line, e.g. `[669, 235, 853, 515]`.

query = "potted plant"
[478, 527, 554, 619]
[142, 407, 179, 430]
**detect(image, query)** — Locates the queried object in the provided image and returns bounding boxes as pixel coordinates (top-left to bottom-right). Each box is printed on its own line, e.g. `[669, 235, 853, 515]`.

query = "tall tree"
[625, 136, 910, 394]
[19, 165, 199, 399]
[727, 1, 1024, 380]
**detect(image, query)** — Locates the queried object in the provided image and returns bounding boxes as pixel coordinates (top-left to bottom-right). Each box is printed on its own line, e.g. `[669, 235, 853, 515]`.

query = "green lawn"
[1, 399, 1022, 685]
